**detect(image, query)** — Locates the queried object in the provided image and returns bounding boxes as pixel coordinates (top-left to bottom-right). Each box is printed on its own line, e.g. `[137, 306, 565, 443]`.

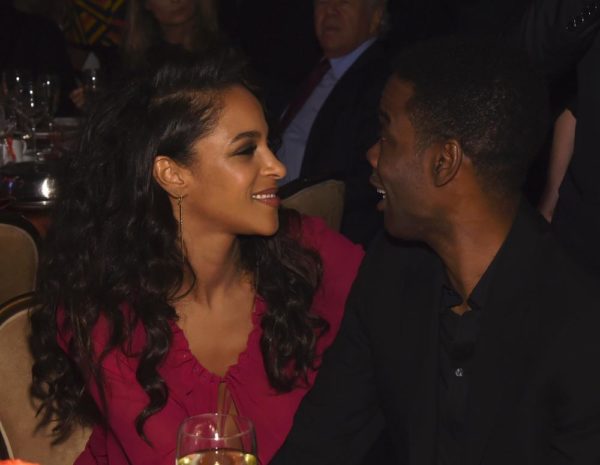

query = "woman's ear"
[431, 140, 463, 187]
[153, 155, 188, 197]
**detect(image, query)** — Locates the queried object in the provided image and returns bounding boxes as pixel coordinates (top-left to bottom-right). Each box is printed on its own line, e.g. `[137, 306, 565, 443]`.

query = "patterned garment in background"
[63, 0, 126, 47]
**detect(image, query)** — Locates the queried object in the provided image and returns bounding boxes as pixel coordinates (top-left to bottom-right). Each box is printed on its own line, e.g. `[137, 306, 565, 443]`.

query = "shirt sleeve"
[270, 242, 385, 465]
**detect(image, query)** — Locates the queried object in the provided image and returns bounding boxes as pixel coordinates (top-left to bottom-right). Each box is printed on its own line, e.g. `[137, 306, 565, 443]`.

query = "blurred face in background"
[144, 0, 197, 27]
[314, 0, 383, 58]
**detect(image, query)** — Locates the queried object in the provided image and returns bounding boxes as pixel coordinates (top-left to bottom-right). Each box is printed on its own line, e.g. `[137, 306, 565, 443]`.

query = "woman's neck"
[159, 18, 196, 51]
[179, 232, 251, 308]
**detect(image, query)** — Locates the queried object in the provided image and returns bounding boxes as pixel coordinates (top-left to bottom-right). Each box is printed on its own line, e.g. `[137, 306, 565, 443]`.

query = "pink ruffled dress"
[57, 216, 364, 465]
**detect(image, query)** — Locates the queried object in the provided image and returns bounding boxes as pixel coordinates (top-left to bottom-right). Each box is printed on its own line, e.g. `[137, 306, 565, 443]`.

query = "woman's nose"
[265, 150, 287, 180]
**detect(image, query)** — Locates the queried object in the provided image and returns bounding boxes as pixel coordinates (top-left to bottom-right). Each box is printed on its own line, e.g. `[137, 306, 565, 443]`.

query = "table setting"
[0, 69, 80, 234]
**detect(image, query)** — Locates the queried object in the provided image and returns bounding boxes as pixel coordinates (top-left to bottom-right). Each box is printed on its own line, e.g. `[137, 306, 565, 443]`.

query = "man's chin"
[383, 215, 416, 241]
[383, 215, 402, 238]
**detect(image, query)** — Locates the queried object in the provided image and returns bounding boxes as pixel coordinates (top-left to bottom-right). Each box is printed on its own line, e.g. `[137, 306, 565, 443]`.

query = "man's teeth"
[377, 188, 386, 198]
[252, 193, 277, 200]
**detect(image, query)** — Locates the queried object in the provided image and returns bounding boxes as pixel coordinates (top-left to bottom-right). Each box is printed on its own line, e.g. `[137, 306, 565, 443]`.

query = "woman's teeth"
[252, 193, 277, 200]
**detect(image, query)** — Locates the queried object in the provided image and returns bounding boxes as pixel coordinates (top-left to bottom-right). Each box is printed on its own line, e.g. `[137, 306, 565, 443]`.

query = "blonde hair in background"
[123, 0, 219, 65]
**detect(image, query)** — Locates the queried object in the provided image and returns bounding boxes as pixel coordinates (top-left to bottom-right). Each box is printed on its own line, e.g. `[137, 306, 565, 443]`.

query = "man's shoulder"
[358, 232, 439, 283]
[341, 41, 390, 81]
[535, 231, 599, 306]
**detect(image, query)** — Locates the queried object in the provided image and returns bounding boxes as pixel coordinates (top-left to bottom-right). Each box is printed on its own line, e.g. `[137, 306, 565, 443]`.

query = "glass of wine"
[176, 413, 258, 465]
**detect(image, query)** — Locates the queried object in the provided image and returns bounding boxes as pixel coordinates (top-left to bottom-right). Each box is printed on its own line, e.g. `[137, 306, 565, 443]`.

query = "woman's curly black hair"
[29, 49, 327, 443]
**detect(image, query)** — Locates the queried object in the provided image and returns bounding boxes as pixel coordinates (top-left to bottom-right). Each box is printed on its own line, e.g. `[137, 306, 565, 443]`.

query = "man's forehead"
[315, 0, 374, 9]
[380, 77, 413, 114]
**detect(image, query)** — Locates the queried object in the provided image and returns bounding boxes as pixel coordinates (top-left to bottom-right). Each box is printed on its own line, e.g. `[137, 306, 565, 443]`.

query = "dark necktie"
[280, 58, 331, 132]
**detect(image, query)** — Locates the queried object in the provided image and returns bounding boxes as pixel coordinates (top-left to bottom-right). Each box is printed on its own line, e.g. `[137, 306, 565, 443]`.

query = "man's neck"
[429, 197, 520, 303]
[327, 37, 376, 79]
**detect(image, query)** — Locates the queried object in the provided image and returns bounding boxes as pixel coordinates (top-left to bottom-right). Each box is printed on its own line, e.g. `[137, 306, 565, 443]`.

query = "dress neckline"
[168, 296, 266, 383]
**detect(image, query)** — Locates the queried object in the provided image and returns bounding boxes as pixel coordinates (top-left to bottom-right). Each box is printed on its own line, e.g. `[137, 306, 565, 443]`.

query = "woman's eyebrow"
[231, 130, 261, 144]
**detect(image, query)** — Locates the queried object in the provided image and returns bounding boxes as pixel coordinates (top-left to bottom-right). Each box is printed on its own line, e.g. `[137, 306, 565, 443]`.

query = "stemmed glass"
[82, 68, 102, 109]
[1, 69, 30, 136]
[37, 73, 60, 124]
[13, 78, 50, 157]
[36, 73, 60, 154]
[176, 414, 258, 465]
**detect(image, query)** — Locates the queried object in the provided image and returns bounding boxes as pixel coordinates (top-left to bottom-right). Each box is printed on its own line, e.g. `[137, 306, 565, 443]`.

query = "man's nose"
[366, 141, 380, 169]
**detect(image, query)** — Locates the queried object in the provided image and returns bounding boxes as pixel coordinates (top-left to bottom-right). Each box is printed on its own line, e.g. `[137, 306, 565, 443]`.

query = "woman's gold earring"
[177, 195, 184, 262]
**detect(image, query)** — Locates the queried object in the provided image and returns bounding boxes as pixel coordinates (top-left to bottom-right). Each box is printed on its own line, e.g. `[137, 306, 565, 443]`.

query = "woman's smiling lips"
[252, 187, 281, 207]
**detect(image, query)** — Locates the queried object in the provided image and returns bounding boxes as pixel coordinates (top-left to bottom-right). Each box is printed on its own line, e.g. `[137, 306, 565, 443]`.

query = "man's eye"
[235, 144, 257, 156]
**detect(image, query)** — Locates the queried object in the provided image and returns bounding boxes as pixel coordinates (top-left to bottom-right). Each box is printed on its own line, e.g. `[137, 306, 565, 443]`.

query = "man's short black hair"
[392, 35, 549, 195]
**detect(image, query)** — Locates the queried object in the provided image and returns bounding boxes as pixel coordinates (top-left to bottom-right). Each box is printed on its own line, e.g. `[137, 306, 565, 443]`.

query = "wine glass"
[1, 68, 30, 135]
[176, 414, 258, 465]
[37, 73, 60, 125]
[13, 79, 50, 158]
[36, 73, 61, 154]
[82, 68, 102, 108]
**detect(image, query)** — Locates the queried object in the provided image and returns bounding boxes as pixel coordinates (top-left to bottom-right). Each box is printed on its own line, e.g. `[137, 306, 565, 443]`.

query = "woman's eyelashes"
[234, 143, 257, 156]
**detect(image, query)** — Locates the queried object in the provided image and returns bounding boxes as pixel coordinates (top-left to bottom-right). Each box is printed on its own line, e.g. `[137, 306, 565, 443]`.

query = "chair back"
[0, 212, 40, 304]
[0, 293, 91, 464]
[281, 178, 345, 231]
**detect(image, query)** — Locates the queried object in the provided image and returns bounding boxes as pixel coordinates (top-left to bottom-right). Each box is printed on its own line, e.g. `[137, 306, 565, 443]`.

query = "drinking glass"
[13, 79, 49, 157]
[1, 68, 30, 135]
[82, 68, 102, 106]
[176, 414, 258, 465]
[37, 73, 60, 125]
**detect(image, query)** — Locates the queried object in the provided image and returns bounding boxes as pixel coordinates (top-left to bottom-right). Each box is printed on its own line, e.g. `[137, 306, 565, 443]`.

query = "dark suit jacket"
[296, 41, 390, 246]
[504, 0, 600, 75]
[271, 201, 600, 465]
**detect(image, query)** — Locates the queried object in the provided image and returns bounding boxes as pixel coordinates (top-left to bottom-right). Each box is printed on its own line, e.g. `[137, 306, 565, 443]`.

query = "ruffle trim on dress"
[159, 296, 267, 398]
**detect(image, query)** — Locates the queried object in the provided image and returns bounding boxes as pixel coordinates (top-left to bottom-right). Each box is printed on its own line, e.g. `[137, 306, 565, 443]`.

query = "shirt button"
[455, 368, 464, 377]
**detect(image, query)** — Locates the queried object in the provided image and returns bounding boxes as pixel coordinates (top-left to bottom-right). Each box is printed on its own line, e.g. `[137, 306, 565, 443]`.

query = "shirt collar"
[328, 38, 376, 80]
[438, 199, 538, 315]
[440, 241, 500, 314]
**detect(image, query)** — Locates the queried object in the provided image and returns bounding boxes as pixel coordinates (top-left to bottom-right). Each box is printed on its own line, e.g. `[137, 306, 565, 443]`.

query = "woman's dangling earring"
[177, 195, 184, 262]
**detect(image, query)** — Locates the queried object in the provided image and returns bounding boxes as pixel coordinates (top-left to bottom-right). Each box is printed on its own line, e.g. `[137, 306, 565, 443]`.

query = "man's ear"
[431, 140, 462, 187]
[153, 155, 188, 197]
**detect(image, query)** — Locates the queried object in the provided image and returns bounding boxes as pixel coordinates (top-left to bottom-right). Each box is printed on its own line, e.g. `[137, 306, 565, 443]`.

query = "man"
[277, 0, 390, 245]
[271, 37, 600, 465]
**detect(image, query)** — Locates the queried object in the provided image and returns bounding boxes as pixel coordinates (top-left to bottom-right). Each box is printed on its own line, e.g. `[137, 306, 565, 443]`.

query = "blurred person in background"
[276, 0, 391, 247]
[121, 0, 220, 70]
[70, 0, 222, 110]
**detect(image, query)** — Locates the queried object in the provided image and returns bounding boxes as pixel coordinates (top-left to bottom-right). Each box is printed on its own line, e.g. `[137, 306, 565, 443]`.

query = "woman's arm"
[538, 107, 576, 222]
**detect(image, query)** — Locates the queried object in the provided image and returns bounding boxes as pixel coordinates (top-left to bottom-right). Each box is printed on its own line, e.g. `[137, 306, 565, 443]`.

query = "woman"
[123, 0, 220, 69]
[71, 0, 221, 109]
[30, 51, 363, 464]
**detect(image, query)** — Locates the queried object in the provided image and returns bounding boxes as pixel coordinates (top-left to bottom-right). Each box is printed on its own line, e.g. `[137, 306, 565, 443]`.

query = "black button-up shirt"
[436, 264, 495, 465]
